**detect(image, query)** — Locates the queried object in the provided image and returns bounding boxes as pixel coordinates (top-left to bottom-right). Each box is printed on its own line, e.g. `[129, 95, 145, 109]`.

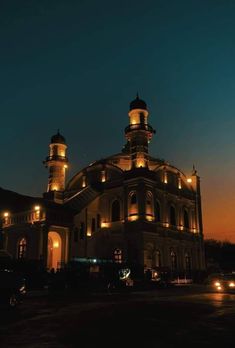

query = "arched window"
[18, 238, 27, 259]
[184, 210, 189, 229]
[155, 250, 161, 268]
[170, 251, 177, 271]
[156, 201, 161, 222]
[146, 191, 153, 218]
[114, 249, 122, 263]
[130, 193, 137, 205]
[185, 253, 191, 271]
[170, 206, 176, 226]
[111, 200, 120, 222]
[97, 214, 101, 229]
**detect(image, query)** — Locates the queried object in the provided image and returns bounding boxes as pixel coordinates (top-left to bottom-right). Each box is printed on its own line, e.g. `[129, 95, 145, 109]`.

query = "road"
[0, 285, 234, 347]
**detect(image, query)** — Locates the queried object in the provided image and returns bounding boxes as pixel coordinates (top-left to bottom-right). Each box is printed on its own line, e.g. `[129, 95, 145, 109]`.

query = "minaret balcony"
[46, 155, 68, 163]
[125, 123, 155, 134]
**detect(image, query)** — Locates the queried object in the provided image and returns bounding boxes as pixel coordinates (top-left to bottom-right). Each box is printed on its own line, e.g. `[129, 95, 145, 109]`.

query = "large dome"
[129, 95, 147, 111]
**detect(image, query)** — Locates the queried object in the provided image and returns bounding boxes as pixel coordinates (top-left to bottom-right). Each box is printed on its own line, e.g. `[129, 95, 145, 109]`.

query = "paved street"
[0, 285, 235, 348]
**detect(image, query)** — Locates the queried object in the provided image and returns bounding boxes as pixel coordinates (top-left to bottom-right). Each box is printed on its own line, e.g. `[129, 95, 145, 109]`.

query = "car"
[0, 269, 26, 308]
[211, 273, 235, 293]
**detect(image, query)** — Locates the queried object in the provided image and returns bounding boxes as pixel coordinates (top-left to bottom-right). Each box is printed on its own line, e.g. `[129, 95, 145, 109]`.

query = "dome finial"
[129, 94, 147, 111]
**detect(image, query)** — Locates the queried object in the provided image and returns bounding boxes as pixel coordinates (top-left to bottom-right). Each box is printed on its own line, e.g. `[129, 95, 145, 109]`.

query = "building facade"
[2, 96, 205, 276]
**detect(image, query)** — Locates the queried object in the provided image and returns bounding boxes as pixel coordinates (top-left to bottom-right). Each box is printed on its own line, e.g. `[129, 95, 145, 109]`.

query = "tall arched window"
[170, 251, 177, 270]
[156, 201, 161, 222]
[146, 191, 153, 218]
[170, 206, 176, 226]
[185, 253, 191, 271]
[18, 238, 27, 259]
[184, 210, 189, 229]
[155, 250, 161, 268]
[130, 193, 137, 205]
[111, 200, 120, 222]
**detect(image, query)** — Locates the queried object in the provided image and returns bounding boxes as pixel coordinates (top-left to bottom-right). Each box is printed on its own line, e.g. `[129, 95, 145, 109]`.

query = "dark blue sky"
[1, 0, 235, 241]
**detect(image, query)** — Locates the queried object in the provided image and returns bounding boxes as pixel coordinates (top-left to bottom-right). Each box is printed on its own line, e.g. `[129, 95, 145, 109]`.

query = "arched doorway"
[47, 231, 62, 270]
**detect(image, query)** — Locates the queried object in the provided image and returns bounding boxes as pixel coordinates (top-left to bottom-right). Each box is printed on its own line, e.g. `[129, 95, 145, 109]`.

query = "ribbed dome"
[51, 131, 66, 144]
[129, 94, 147, 111]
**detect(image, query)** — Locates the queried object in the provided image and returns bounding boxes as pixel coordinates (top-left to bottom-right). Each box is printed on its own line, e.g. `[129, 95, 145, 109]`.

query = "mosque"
[1, 96, 205, 276]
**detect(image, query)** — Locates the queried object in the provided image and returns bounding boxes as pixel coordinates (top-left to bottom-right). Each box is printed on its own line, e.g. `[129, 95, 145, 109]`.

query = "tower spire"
[44, 131, 68, 194]
[125, 95, 155, 168]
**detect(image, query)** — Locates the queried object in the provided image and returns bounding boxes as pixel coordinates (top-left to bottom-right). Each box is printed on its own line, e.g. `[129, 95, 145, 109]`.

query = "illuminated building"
[2, 96, 205, 275]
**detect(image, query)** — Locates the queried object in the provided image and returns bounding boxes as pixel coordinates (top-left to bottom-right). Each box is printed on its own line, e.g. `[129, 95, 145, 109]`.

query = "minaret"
[125, 94, 155, 168]
[44, 130, 68, 192]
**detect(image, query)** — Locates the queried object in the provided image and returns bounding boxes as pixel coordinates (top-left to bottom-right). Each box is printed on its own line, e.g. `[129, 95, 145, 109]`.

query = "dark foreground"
[0, 285, 234, 348]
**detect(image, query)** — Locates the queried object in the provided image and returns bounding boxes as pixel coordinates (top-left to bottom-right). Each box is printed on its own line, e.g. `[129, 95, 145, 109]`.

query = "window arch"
[114, 249, 122, 263]
[170, 251, 177, 271]
[170, 205, 176, 226]
[184, 210, 189, 229]
[18, 238, 27, 259]
[156, 201, 161, 222]
[111, 200, 120, 222]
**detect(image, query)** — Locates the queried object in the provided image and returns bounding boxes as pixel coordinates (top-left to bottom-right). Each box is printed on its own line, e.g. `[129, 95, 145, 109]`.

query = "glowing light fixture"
[187, 178, 192, 183]
[34, 205, 40, 211]
[3, 212, 9, 218]
[53, 241, 59, 248]
[129, 215, 138, 221]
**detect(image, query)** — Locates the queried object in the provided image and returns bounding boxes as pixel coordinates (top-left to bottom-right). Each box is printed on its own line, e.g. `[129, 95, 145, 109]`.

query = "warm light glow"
[101, 170, 106, 182]
[82, 176, 86, 188]
[187, 178, 192, 183]
[129, 215, 138, 221]
[163, 222, 169, 228]
[87, 230, 91, 236]
[53, 241, 59, 248]
[229, 282, 235, 288]
[34, 205, 40, 211]
[101, 221, 110, 228]
[178, 178, 182, 189]
[178, 225, 184, 231]
[64, 164, 68, 169]
[146, 215, 154, 221]
[3, 212, 9, 218]
[217, 286, 222, 290]
[214, 281, 221, 287]
[136, 159, 145, 168]
[52, 186, 58, 191]
[60, 151, 65, 157]
[164, 172, 168, 184]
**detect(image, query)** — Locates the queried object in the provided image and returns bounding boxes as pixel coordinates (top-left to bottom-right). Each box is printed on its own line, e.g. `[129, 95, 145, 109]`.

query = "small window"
[114, 249, 122, 263]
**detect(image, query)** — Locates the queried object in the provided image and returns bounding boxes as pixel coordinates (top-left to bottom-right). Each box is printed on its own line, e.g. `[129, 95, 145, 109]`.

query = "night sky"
[1, 0, 235, 242]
